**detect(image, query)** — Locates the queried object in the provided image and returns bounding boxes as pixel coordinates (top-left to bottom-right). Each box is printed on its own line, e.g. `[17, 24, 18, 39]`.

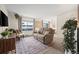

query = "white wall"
[57, 8, 77, 39]
[0, 5, 8, 16]
[8, 11, 19, 29]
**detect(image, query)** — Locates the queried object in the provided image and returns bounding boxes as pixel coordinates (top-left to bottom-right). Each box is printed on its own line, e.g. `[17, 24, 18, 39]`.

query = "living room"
[0, 4, 78, 54]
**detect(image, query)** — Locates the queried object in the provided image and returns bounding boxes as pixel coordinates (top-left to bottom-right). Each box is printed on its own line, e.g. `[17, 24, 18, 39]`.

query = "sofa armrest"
[43, 34, 54, 45]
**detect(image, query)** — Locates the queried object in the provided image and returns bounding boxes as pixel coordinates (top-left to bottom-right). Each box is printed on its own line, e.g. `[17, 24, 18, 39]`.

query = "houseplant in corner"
[62, 18, 77, 54]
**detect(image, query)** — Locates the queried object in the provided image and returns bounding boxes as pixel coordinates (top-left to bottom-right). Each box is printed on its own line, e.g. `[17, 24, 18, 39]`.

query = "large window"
[43, 21, 49, 28]
[22, 20, 34, 31]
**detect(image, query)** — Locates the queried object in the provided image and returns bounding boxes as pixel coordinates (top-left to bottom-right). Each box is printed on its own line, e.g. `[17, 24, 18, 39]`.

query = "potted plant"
[62, 18, 77, 54]
[5, 28, 16, 37]
[1, 31, 9, 39]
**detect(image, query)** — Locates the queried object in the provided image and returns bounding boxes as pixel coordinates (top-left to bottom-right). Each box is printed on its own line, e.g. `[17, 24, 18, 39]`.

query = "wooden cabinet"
[0, 37, 16, 54]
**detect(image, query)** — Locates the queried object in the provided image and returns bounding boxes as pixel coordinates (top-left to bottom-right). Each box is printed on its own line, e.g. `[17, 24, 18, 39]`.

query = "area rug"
[16, 37, 48, 54]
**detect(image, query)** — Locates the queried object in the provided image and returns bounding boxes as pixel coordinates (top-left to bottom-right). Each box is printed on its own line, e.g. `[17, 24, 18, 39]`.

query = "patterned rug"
[16, 37, 48, 54]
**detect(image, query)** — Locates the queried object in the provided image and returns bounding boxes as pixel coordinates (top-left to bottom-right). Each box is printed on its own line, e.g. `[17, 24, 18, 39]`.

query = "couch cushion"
[38, 28, 44, 34]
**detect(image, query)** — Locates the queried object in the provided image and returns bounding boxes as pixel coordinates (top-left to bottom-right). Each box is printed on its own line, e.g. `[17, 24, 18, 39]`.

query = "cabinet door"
[11, 38, 16, 50]
[6, 39, 10, 52]
[0, 39, 4, 53]
[3, 39, 7, 53]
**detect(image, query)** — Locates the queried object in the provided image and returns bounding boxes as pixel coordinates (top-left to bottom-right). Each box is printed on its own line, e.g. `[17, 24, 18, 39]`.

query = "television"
[0, 10, 8, 26]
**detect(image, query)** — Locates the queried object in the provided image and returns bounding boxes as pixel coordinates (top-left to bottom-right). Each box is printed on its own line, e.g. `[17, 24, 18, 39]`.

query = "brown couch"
[34, 28, 55, 45]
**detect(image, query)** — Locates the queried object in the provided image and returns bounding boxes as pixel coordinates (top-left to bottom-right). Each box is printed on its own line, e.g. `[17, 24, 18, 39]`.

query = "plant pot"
[2, 36, 8, 39]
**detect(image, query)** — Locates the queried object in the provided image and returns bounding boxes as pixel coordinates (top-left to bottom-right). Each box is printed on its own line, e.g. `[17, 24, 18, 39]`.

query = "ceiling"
[5, 4, 77, 18]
